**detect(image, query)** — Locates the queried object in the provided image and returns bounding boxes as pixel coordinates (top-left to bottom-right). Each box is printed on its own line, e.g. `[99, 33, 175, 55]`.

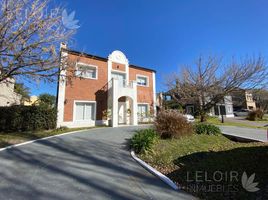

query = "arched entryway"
[118, 96, 134, 125]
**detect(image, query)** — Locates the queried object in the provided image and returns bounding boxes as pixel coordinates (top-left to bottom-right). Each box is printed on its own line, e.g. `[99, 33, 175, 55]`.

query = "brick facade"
[112, 62, 126, 72]
[57, 48, 156, 127]
[64, 54, 108, 121]
[129, 67, 154, 112]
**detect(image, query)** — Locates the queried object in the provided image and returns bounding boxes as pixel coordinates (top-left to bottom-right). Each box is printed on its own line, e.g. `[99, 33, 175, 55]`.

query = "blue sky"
[29, 0, 268, 96]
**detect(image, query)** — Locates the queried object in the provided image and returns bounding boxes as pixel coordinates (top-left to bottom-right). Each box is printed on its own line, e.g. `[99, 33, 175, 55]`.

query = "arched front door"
[118, 101, 126, 124]
[118, 96, 133, 125]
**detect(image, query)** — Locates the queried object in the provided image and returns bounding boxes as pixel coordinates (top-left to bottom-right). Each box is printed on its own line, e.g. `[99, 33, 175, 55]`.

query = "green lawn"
[203, 117, 267, 129]
[139, 134, 268, 200]
[0, 126, 103, 148]
[255, 116, 268, 122]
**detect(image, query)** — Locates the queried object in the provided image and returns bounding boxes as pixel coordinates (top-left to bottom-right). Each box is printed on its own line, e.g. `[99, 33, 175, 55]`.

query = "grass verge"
[139, 134, 268, 200]
[203, 117, 267, 129]
[0, 126, 105, 148]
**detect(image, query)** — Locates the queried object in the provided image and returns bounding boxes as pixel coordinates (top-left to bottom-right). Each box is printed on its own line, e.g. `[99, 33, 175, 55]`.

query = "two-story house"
[157, 91, 234, 117]
[56, 44, 156, 128]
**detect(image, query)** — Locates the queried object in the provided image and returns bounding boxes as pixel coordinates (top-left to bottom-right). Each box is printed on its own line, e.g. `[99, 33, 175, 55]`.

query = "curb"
[221, 131, 267, 143]
[0, 127, 107, 152]
[130, 150, 179, 190]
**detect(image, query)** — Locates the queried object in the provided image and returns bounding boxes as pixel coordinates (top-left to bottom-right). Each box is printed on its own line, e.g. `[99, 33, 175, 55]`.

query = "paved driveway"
[220, 126, 267, 142]
[0, 126, 194, 200]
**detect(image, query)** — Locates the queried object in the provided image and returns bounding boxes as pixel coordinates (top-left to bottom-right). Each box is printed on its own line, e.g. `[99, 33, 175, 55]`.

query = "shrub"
[247, 111, 257, 121]
[154, 110, 193, 139]
[131, 129, 158, 154]
[247, 109, 264, 121]
[0, 105, 57, 132]
[194, 123, 221, 135]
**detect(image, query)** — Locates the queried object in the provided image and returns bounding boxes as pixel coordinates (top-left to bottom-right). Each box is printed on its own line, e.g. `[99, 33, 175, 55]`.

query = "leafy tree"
[38, 93, 56, 108]
[14, 83, 30, 102]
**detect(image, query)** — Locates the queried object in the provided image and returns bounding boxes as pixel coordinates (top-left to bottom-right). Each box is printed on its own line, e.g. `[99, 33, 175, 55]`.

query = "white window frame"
[73, 100, 96, 122]
[75, 62, 98, 80]
[136, 74, 149, 87]
[137, 103, 150, 117]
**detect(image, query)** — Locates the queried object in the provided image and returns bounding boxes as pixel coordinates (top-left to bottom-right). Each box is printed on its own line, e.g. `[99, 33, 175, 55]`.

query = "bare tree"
[0, 0, 76, 83]
[166, 55, 268, 122]
[253, 89, 268, 112]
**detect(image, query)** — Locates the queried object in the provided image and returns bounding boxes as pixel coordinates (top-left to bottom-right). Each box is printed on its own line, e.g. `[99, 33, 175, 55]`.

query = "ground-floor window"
[138, 104, 149, 118]
[75, 101, 96, 121]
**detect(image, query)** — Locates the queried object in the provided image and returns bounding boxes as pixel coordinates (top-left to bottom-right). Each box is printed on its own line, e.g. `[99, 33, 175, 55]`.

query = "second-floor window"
[75, 63, 97, 79]
[136, 75, 149, 86]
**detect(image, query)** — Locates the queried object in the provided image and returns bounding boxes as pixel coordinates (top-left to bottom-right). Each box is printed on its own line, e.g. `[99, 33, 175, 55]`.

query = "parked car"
[233, 109, 250, 117]
[183, 114, 195, 122]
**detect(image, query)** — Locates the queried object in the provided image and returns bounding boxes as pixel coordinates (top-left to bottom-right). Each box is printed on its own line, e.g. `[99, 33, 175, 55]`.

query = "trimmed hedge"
[0, 105, 57, 132]
[194, 123, 221, 135]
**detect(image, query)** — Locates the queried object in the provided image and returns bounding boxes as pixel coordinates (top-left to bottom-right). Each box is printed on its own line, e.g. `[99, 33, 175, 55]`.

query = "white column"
[132, 81, 138, 125]
[56, 50, 67, 128]
[152, 72, 157, 116]
[111, 79, 118, 127]
[126, 98, 130, 125]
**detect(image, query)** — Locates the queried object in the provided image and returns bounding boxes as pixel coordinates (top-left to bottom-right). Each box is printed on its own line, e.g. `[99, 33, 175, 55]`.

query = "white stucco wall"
[0, 79, 22, 106]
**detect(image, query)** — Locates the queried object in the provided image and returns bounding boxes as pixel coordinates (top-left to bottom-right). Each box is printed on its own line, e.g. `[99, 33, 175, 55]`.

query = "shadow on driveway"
[0, 126, 194, 200]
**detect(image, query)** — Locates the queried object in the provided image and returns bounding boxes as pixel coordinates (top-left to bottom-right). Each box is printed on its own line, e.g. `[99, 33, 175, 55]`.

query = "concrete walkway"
[0, 126, 194, 200]
[220, 126, 267, 142]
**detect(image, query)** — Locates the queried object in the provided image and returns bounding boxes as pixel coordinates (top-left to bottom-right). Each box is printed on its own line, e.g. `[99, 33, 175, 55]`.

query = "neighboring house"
[185, 96, 234, 118]
[56, 44, 156, 128]
[24, 96, 39, 106]
[231, 89, 256, 111]
[161, 92, 182, 110]
[156, 92, 163, 113]
[157, 90, 234, 117]
[209, 96, 234, 117]
[0, 79, 22, 106]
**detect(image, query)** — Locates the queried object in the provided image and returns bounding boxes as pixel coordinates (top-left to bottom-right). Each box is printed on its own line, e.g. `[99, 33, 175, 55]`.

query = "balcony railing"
[121, 79, 134, 88]
[111, 78, 135, 88]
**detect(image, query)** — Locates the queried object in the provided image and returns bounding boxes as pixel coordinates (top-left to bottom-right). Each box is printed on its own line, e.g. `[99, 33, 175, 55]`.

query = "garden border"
[130, 150, 179, 190]
[221, 131, 266, 142]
